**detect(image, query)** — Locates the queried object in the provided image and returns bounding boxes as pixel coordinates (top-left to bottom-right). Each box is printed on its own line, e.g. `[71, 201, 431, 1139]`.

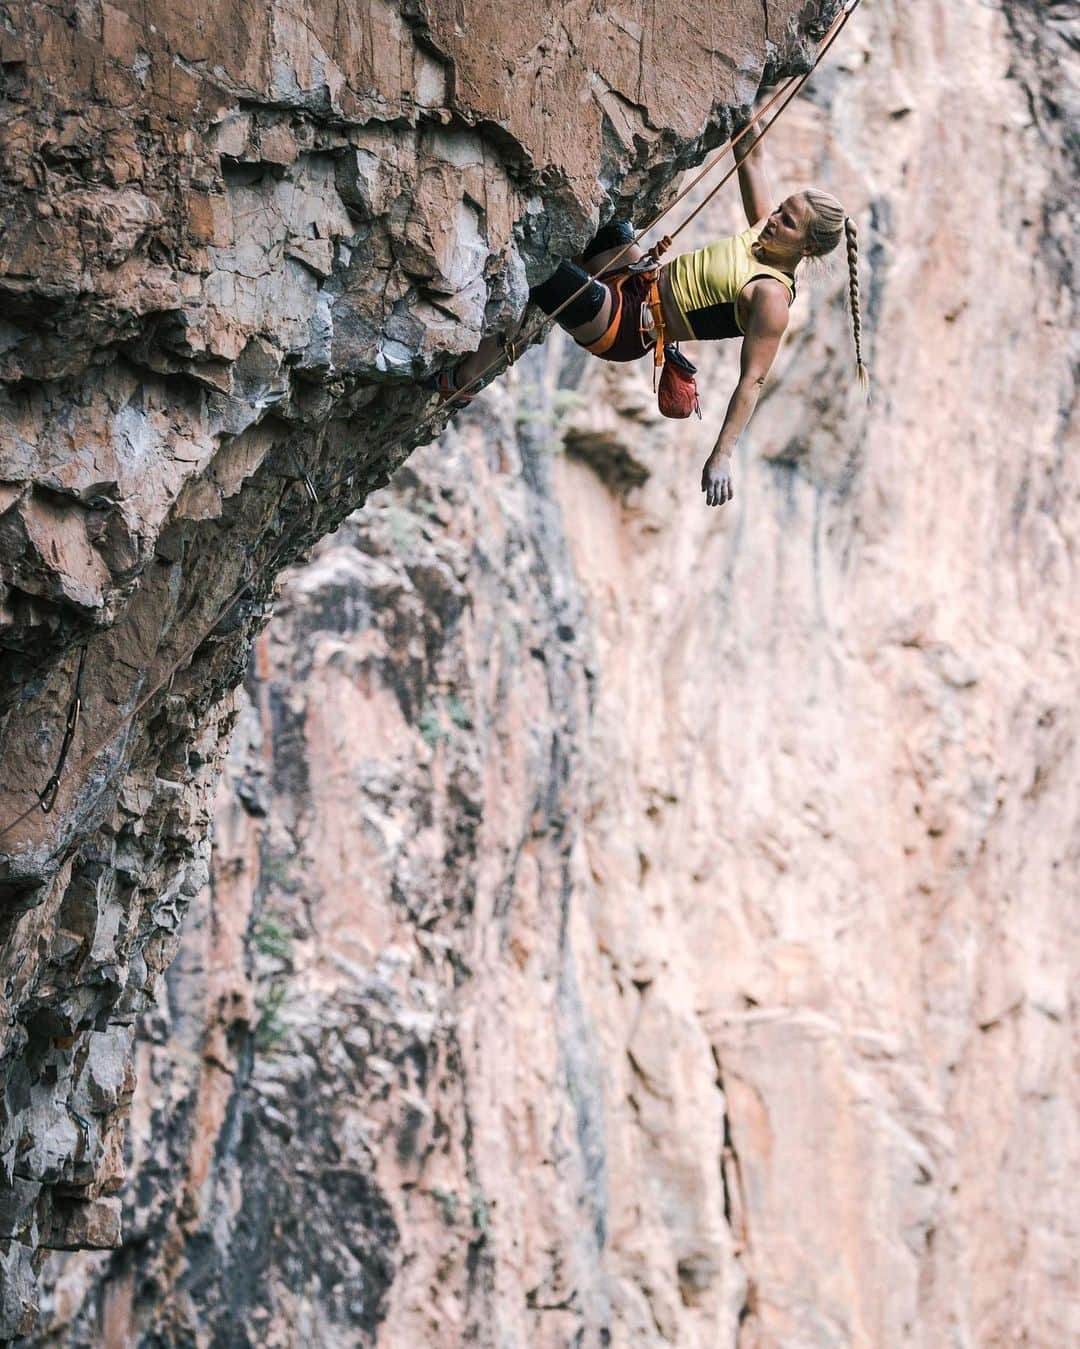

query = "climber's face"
[756, 195, 813, 258]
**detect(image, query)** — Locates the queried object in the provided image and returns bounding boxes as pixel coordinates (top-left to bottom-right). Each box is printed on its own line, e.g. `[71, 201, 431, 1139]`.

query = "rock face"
[13, 1, 1080, 1344]
[0, 0, 853, 1334]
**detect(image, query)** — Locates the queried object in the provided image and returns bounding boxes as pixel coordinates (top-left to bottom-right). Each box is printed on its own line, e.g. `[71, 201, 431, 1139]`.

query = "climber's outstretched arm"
[700, 282, 788, 507]
[736, 115, 774, 228]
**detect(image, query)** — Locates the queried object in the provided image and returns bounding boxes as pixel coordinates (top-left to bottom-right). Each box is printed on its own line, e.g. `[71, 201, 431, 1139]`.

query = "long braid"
[844, 216, 870, 397]
[804, 189, 871, 398]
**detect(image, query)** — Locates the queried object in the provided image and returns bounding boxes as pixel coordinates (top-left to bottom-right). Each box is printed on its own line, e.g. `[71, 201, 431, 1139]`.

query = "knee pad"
[583, 218, 635, 262]
[529, 261, 606, 327]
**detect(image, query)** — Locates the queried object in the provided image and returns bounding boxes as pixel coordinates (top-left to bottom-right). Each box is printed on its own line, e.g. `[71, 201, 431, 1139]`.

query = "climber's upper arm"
[737, 282, 789, 386]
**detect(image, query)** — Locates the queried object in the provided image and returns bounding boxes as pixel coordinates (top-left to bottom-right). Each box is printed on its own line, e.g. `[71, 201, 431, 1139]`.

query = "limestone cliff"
[13, 1, 1080, 1345]
[0, 0, 854, 1335]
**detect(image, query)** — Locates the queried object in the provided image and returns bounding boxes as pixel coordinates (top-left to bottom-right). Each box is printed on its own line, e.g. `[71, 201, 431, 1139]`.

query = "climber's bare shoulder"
[739, 278, 790, 342]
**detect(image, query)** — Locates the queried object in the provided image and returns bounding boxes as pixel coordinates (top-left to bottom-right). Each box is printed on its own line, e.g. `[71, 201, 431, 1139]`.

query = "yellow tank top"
[667, 225, 796, 340]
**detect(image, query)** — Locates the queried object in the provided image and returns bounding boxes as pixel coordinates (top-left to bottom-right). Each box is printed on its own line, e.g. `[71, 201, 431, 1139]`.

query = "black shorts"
[579, 270, 654, 363]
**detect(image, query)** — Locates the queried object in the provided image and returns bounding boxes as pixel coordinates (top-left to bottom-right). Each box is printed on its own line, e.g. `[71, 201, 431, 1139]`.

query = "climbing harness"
[580, 247, 701, 418]
[0, 0, 862, 849]
[644, 262, 668, 389]
[638, 249, 700, 418]
[576, 265, 651, 362]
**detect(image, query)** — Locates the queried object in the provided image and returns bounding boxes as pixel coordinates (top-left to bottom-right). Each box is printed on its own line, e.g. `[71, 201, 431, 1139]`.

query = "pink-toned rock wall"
[23, 2, 1079, 1345]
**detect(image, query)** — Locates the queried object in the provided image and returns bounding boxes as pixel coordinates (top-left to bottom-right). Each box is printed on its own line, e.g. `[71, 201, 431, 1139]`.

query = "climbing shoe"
[425, 366, 477, 408]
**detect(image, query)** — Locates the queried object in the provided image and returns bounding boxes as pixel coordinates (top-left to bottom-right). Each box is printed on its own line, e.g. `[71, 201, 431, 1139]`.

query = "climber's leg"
[580, 218, 644, 277]
[430, 222, 645, 405]
[528, 261, 615, 344]
[532, 219, 644, 341]
[445, 255, 616, 399]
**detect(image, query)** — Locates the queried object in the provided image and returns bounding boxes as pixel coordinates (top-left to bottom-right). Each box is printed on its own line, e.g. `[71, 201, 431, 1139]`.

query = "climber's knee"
[583, 218, 635, 263]
[529, 261, 607, 328]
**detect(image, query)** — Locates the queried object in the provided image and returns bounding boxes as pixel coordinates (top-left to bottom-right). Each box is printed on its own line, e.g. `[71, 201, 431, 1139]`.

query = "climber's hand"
[737, 85, 778, 141]
[702, 451, 734, 508]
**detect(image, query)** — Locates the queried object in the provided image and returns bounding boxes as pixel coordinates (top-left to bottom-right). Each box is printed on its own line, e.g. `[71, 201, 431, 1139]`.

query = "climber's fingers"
[702, 451, 735, 509]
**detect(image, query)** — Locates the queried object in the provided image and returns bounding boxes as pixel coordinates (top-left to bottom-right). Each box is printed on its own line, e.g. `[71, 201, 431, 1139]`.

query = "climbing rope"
[0, 0, 861, 849]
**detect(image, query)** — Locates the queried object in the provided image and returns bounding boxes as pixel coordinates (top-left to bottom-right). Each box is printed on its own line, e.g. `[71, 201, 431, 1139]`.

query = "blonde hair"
[803, 188, 870, 396]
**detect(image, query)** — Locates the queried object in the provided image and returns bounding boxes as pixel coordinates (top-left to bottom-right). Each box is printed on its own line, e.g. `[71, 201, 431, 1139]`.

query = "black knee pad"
[583, 218, 635, 262]
[529, 261, 606, 327]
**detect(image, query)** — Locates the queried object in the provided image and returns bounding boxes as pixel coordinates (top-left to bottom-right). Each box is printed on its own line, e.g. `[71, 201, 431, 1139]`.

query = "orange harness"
[583, 236, 673, 382]
[642, 272, 668, 390]
[580, 238, 699, 419]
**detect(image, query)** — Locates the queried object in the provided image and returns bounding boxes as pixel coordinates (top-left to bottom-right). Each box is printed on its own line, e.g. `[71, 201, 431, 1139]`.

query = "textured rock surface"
[0, 0, 850, 1333]
[27, 408, 596, 1346]
[16, 1, 1080, 1344]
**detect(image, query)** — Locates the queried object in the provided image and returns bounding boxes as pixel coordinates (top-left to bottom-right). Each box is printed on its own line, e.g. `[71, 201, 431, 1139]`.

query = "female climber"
[436, 118, 868, 509]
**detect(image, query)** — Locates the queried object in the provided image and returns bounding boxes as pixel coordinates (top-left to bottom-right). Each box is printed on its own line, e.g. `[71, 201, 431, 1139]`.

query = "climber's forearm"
[701, 375, 765, 510]
[736, 119, 772, 224]
[713, 376, 765, 457]
[735, 114, 765, 163]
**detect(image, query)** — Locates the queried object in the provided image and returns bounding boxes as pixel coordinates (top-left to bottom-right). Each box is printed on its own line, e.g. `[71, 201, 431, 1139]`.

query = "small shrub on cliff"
[253, 915, 293, 962]
[446, 694, 473, 730]
[418, 702, 448, 749]
[255, 983, 289, 1052]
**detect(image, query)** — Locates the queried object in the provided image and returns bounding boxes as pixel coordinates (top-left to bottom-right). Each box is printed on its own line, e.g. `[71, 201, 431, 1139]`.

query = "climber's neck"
[752, 236, 802, 275]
